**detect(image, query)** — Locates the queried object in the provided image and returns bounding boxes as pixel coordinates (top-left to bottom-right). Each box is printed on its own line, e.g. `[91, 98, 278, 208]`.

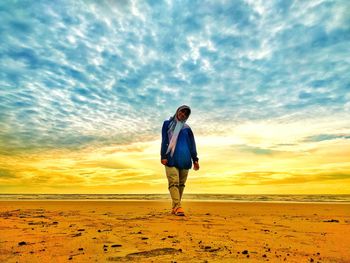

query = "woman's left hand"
[193, 162, 200, 171]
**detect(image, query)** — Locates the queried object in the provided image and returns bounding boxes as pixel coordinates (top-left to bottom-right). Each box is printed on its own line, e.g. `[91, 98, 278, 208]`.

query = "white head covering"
[166, 105, 191, 157]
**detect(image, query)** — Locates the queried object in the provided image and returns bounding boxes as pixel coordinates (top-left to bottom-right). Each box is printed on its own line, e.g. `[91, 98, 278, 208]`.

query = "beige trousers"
[165, 166, 189, 209]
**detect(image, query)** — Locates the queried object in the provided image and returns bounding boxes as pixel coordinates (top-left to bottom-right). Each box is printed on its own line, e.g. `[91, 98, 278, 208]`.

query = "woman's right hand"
[161, 159, 168, 165]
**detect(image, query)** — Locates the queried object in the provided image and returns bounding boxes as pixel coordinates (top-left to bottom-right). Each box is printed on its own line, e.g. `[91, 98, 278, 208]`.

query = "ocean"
[0, 194, 349, 203]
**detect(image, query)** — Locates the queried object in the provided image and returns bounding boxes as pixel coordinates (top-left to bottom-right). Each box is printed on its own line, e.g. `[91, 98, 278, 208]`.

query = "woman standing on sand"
[161, 105, 200, 216]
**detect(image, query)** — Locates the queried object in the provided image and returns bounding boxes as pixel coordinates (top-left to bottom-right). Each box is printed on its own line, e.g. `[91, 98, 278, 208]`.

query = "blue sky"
[0, 1, 350, 194]
[1, 0, 349, 153]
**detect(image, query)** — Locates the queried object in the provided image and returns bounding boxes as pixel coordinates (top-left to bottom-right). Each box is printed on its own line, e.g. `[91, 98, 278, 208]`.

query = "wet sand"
[0, 201, 349, 262]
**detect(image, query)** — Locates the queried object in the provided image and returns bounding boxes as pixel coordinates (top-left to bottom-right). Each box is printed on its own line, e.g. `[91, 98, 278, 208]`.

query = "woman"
[161, 105, 200, 216]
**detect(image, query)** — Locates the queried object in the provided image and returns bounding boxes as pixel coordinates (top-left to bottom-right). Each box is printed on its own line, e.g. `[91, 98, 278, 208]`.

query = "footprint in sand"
[107, 248, 182, 261]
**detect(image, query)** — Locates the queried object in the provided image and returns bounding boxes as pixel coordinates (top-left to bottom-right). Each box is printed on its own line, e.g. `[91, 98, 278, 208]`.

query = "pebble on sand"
[323, 219, 339, 223]
[111, 244, 122, 247]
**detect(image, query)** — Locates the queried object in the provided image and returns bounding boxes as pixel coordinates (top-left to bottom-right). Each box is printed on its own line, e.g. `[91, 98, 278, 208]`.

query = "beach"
[0, 201, 349, 262]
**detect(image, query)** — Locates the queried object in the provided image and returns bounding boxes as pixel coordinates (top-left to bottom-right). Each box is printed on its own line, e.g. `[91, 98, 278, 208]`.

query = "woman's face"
[177, 109, 189, 122]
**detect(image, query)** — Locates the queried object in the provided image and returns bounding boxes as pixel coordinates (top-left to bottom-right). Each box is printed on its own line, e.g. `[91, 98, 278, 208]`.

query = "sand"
[0, 201, 349, 262]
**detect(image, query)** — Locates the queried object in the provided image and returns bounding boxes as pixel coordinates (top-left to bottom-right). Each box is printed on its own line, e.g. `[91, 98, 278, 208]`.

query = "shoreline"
[1, 199, 350, 204]
[1, 194, 349, 204]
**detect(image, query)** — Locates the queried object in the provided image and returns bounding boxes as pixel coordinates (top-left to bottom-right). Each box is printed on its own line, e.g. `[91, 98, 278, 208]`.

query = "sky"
[0, 0, 350, 194]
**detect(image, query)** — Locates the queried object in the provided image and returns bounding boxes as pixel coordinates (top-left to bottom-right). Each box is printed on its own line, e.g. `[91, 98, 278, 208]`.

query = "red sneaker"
[174, 207, 185, 216]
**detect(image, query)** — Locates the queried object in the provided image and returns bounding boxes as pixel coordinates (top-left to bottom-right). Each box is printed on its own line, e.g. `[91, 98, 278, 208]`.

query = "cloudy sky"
[1, 0, 349, 194]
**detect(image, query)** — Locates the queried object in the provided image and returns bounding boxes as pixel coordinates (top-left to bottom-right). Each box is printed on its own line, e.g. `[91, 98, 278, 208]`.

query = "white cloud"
[0, 0, 349, 153]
